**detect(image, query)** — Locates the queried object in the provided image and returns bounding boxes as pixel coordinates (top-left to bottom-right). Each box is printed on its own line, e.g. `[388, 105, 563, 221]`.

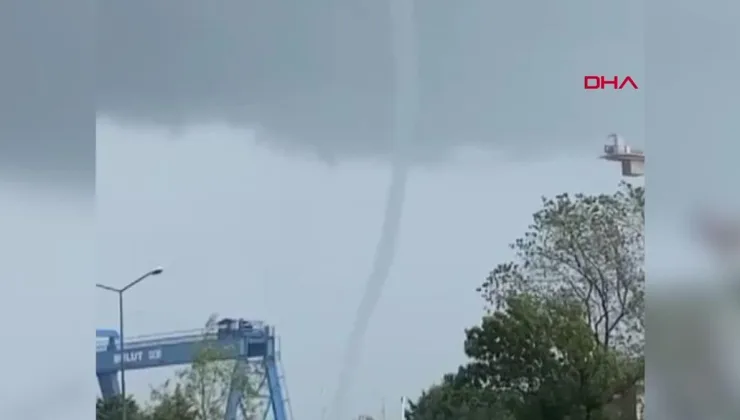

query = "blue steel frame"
[96, 321, 288, 420]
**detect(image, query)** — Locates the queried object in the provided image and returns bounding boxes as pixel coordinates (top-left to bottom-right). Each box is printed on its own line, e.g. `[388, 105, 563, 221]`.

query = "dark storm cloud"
[97, 0, 644, 162]
[0, 1, 93, 185]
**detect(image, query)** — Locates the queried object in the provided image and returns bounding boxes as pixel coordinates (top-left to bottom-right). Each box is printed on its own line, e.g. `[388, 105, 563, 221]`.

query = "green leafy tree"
[146, 380, 197, 420]
[474, 183, 644, 418]
[406, 372, 511, 420]
[479, 182, 644, 355]
[173, 314, 264, 420]
[463, 294, 642, 420]
[96, 395, 145, 420]
[409, 184, 645, 420]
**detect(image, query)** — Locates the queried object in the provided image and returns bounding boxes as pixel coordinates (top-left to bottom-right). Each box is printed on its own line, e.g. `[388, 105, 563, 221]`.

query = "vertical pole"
[119, 291, 127, 420]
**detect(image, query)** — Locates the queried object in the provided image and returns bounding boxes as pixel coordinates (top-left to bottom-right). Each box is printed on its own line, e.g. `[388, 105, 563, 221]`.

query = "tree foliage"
[148, 381, 197, 420]
[410, 294, 643, 420]
[96, 395, 144, 420]
[170, 314, 263, 420]
[464, 294, 642, 420]
[406, 372, 511, 420]
[408, 183, 645, 420]
[173, 344, 262, 420]
[479, 182, 644, 354]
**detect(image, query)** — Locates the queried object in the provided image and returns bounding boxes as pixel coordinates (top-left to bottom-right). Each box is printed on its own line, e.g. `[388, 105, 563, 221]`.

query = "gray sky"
[95, 121, 631, 417]
[0, 1, 93, 419]
[2, 0, 740, 419]
[0, 1, 92, 185]
[96, 0, 644, 162]
[95, 1, 647, 418]
[94, 1, 649, 418]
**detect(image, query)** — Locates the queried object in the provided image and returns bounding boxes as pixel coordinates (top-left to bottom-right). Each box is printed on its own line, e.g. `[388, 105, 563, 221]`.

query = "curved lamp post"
[96, 267, 164, 420]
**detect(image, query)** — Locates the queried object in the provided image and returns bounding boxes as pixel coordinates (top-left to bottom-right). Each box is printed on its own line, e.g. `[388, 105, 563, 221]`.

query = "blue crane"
[96, 319, 292, 420]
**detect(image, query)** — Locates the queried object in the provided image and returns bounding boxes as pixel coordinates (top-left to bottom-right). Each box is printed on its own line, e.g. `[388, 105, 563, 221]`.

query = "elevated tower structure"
[601, 133, 645, 177]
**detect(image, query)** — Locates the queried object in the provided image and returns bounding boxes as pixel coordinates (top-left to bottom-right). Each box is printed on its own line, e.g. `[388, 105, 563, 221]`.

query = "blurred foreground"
[651, 276, 740, 420]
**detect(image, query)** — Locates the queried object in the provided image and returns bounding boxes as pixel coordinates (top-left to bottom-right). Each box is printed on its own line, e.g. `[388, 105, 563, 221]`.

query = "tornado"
[330, 0, 418, 418]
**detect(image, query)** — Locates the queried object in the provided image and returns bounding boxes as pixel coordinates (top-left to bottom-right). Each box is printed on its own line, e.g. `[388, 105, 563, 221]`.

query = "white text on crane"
[113, 348, 162, 365]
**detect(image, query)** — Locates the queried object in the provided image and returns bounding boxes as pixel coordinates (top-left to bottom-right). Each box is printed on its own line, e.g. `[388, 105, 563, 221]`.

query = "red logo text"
[584, 76, 639, 90]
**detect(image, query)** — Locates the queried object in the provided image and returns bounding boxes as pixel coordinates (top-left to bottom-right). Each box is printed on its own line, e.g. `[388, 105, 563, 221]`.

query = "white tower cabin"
[600, 133, 644, 177]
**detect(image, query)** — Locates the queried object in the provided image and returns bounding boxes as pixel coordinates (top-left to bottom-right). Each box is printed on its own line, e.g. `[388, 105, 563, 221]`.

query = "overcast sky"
[95, 1, 646, 418]
[1, 0, 739, 419]
[95, 120, 633, 417]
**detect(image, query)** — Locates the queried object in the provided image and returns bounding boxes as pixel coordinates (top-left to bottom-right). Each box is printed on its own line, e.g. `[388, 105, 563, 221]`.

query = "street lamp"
[96, 267, 164, 420]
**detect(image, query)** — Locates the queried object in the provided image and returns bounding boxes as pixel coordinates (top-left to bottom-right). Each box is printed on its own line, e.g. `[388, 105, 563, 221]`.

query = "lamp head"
[151, 267, 164, 276]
